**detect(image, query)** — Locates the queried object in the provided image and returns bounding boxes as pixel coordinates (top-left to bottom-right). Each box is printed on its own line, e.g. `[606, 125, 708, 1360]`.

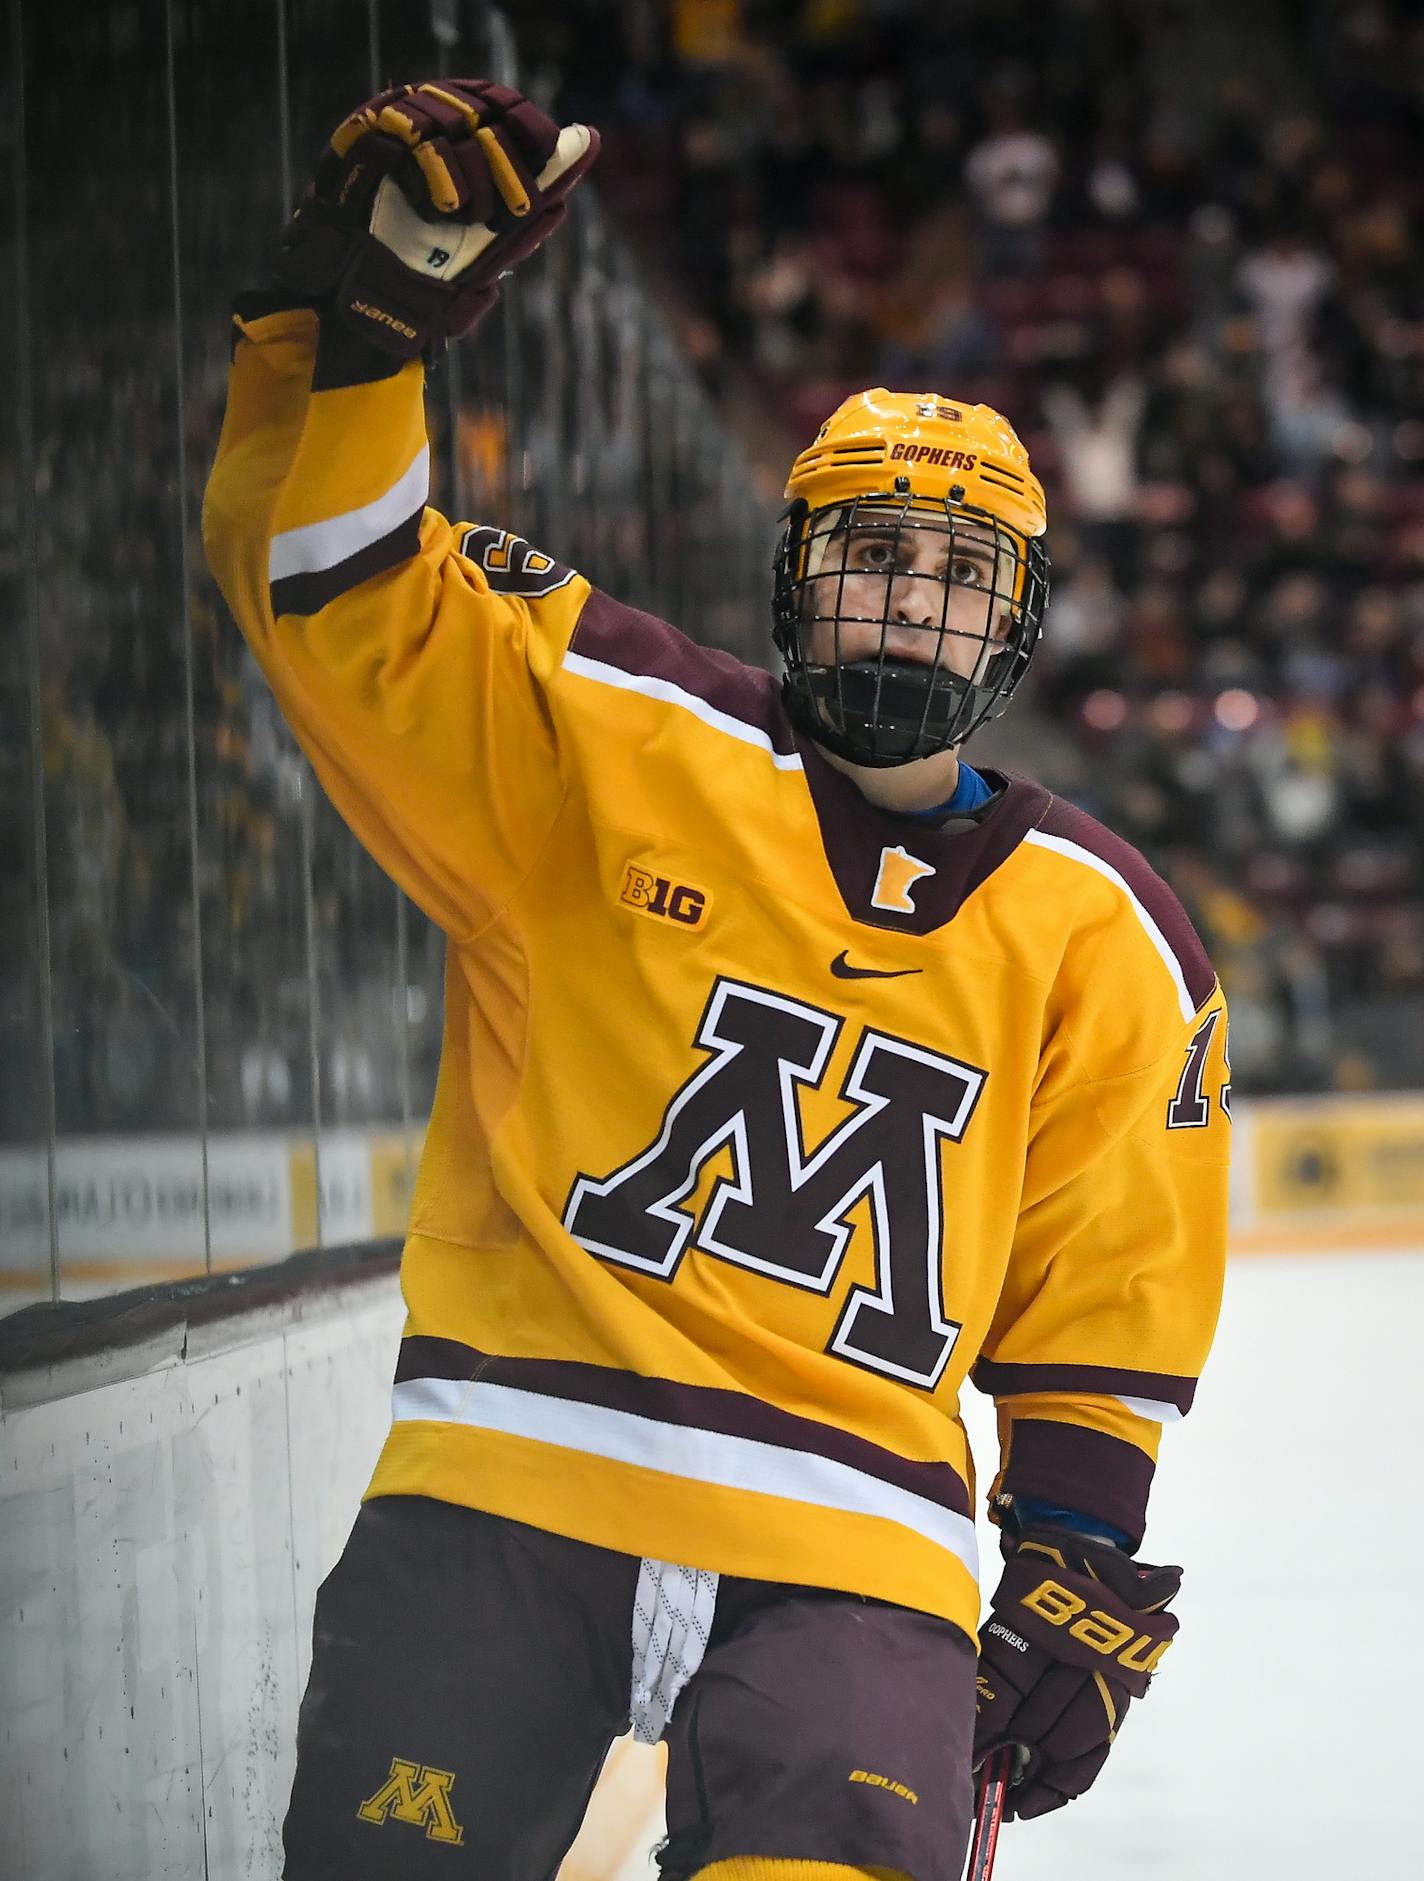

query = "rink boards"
[3, 1092, 1424, 1302]
[6, 1243, 1422, 1879]
[2, 1092, 1423, 1877]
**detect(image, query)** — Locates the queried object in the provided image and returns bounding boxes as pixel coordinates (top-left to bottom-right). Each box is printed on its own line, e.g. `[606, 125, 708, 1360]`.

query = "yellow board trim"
[5, 1222, 1417, 1295]
[1229, 1218, 1424, 1255]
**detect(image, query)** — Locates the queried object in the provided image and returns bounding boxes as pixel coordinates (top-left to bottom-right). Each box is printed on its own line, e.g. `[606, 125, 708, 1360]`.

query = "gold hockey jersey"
[204, 306, 1231, 1641]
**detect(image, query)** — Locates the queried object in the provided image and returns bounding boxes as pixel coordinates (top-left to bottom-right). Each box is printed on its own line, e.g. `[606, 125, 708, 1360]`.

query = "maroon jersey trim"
[999, 1417, 1155, 1551]
[570, 587, 798, 755]
[974, 1356, 1197, 1415]
[797, 742, 1054, 936]
[1034, 797, 1217, 1015]
[269, 504, 424, 619]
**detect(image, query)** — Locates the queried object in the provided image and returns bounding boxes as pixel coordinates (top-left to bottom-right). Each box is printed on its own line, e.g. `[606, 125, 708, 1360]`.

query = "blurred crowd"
[7, 0, 1422, 1147]
[3, 0, 761, 1143]
[528, 0, 1424, 1092]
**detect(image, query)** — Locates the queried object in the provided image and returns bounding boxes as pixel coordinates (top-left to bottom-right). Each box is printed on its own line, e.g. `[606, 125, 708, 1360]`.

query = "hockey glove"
[972, 1526, 1181, 1820]
[274, 79, 599, 358]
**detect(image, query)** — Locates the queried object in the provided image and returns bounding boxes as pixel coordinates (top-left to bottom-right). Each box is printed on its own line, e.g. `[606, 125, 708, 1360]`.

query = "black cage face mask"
[772, 492, 1050, 768]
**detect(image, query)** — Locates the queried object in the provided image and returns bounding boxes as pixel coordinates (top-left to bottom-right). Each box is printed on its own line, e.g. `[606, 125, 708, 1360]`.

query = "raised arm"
[202, 80, 599, 939]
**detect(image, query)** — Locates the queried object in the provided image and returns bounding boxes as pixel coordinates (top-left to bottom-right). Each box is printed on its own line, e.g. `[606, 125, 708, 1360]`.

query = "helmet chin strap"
[812, 657, 979, 767]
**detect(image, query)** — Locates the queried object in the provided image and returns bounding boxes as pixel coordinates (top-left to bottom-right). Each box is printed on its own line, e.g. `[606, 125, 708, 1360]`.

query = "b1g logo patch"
[620, 863, 710, 929]
[458, 524, 576, 598]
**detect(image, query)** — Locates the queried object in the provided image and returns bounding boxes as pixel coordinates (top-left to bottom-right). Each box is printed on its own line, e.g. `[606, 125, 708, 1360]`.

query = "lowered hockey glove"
[274, 79, 599, 358]
[972, 1526, 1181, 1820]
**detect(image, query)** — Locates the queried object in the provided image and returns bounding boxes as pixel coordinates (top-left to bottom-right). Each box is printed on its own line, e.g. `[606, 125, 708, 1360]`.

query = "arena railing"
[2, 0, 773, 1314]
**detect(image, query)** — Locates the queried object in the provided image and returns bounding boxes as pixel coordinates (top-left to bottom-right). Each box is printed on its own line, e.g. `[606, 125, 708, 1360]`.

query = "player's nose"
[889, 572, 940, 630]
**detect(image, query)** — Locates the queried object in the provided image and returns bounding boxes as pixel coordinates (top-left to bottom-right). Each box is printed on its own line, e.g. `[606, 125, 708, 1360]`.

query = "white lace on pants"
[628, 1556, 720, 1744]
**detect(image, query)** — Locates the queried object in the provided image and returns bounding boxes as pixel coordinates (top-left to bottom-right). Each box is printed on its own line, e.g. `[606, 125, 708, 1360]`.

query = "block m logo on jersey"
[356, 1758, 464, 1845]
[563, 977, 986, 1389]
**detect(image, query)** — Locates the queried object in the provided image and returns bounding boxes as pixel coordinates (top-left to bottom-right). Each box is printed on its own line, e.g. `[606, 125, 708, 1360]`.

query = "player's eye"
[854, 539, 895, 568]
[951, 556, 990, 588]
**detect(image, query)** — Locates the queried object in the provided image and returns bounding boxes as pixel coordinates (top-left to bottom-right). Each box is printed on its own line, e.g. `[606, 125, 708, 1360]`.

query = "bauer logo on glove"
[973, 1528, 1182, 1821]
[275, 79, 600, 359]
[1017, 1571, 1174, 1675]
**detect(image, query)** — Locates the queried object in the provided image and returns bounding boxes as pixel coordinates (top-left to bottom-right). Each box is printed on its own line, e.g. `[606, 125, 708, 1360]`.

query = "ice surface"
[956, 1248, 1424, 1879]
[562, 1249, 1424, 1880]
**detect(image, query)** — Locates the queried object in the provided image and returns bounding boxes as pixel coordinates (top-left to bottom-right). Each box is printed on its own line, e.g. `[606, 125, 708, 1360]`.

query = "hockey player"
[204, 80, 1230, 1881]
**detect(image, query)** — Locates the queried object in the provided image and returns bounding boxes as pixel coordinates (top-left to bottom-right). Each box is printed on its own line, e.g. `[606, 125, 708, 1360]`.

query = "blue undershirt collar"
[903, 761, 994, 822]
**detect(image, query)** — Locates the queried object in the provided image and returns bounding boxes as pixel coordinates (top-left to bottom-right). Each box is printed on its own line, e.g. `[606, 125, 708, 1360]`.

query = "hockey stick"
[965, 1747, 1015, 1881]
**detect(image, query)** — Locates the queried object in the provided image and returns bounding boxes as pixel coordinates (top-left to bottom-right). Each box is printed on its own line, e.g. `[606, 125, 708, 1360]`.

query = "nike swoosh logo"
[830, 951, 923, 981]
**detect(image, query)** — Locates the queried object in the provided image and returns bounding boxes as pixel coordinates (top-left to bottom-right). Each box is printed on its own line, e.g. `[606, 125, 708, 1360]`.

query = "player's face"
[803, 514, 1016, 684]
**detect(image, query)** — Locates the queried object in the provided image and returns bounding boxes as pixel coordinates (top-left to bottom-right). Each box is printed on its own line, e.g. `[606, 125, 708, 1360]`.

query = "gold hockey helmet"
[787, 389, 1047, 557]
[772, 389, 1051, 766]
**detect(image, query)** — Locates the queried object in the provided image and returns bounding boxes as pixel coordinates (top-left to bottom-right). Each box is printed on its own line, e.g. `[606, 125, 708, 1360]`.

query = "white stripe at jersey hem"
[1023, 827, 1195, 1021]
[268, 444, 430, 583]
[561, 651, 805, 769]
[391, 1374, 978, 1578]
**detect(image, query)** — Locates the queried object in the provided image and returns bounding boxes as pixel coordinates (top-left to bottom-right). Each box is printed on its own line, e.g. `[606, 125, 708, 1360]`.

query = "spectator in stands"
[13, 0, 1424, 1142]
[964, 85, 1059, 277]
[1042, 367, 1146, 583]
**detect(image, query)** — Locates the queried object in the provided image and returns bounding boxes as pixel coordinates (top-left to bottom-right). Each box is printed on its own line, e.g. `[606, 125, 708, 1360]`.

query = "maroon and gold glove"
[275, 79, 599, 357]
[972, 1527, 1181, 1820]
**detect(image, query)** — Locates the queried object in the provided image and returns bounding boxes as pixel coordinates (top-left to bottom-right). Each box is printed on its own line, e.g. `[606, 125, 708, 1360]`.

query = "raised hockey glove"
[972, 1526, 1181, 1821]
[274, 79, 599, 358]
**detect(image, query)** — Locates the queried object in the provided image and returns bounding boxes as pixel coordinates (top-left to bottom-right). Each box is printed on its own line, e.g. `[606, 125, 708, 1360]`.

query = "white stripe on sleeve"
[561, 651, 805, 769]
[1023, 827, 1195, 1021]
[268, 444, 430, 584]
